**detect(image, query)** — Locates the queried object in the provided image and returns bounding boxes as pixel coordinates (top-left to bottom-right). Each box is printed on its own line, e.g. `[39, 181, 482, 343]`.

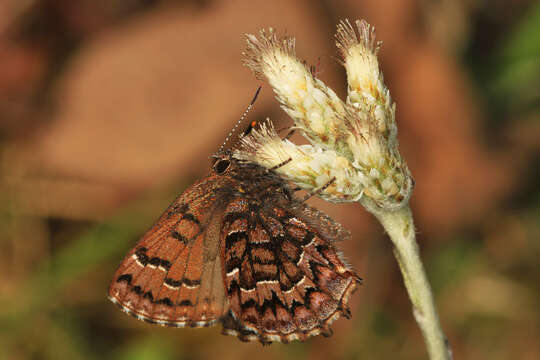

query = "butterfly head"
[210, 150, 284, 198]
[211, 152, 233, 175]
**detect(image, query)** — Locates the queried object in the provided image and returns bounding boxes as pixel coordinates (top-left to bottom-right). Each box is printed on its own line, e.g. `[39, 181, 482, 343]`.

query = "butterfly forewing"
[108, 175, 230, 327]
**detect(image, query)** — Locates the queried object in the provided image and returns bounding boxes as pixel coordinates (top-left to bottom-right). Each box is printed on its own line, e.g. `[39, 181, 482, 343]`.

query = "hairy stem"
[371, 205, 452, 360]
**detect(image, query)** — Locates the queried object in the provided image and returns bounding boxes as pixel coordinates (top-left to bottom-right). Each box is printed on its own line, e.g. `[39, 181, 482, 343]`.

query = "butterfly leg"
[275, 125, 296, 140]
[283, 129, 295, 140]
[268, 157, 292, 171]
[302, 177, 336, 202]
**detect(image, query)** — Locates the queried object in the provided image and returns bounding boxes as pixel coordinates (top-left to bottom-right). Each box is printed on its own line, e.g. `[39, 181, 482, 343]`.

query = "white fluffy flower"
[234, 122, 364, 202]
[237, 20, 413, 210]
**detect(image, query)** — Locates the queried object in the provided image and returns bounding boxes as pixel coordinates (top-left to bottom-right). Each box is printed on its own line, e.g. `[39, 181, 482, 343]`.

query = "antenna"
[218, 86, 262, 153]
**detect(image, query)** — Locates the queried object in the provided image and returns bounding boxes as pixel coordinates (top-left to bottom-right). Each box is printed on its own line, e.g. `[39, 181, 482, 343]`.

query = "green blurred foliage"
[489, 2, 540, 117]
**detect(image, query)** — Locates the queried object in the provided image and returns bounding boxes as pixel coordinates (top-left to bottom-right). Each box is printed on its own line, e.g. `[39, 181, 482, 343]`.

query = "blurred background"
[0, 0, 538, 359]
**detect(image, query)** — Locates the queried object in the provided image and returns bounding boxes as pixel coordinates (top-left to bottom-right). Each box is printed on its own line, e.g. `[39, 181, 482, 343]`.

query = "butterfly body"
[109, 153, 361, 344]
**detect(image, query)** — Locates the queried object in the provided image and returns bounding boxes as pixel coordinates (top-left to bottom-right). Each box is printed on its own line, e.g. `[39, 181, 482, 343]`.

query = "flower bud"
[243, 28, 348, 152]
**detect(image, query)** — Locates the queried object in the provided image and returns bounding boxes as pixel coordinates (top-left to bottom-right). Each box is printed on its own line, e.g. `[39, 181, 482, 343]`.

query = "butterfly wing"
[219, 197, 361, 343]
[108, 175, 230, 327]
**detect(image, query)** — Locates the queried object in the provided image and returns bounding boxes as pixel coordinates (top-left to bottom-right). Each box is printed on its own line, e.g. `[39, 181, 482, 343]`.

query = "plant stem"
[370, 205, 452, 360]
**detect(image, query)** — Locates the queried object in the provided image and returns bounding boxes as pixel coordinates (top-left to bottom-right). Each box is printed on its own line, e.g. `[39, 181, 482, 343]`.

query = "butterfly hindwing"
[108, 176, 231, 327]
[221, 197, 361, 343]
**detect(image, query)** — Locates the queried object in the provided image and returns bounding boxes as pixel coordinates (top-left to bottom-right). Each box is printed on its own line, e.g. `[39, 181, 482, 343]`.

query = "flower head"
[237, 20, 413, 211]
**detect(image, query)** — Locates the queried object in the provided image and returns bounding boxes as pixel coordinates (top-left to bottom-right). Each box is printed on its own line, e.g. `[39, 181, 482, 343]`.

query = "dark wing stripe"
[171, 230, 188, 244]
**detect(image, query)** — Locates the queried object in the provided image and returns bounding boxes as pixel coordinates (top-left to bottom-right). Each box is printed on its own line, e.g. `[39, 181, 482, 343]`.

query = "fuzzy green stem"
[370, 205, 452, 360]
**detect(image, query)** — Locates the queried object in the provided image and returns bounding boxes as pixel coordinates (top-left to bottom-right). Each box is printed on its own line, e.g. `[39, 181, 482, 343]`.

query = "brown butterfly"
[108, 94, 362, 344]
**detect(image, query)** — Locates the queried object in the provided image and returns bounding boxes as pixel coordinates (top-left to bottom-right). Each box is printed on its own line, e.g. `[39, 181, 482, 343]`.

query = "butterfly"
[108, 91, 362, 344]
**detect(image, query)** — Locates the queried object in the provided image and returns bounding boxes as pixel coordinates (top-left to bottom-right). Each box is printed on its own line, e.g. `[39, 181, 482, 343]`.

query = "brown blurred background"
[1, 0, 539, 359]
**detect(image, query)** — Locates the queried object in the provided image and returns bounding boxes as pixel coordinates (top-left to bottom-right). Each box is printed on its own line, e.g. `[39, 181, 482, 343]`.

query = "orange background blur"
[1, 1, 539, 359]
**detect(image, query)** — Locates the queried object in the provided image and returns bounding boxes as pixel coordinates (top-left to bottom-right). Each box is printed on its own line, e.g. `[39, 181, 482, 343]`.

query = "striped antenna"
[218, 86, 262, 153]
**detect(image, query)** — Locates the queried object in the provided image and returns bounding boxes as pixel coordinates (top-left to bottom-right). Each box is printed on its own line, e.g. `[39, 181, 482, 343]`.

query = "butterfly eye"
[213, 159, 231, 174]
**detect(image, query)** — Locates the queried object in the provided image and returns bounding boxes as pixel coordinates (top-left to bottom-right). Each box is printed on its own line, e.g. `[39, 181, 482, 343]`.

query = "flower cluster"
[235, 19, 413, 210]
